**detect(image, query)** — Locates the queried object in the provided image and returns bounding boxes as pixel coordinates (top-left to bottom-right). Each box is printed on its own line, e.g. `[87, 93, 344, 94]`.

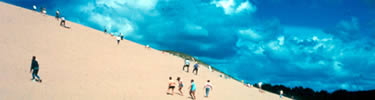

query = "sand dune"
[0, 2, 291, 100]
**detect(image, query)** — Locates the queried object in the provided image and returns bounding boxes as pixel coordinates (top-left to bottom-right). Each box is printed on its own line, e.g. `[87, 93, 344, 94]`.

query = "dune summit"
[0, 2, 291, 100]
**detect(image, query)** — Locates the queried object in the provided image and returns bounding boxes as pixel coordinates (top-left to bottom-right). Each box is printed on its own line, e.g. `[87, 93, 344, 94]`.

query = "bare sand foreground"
[0, 2, 291, 100]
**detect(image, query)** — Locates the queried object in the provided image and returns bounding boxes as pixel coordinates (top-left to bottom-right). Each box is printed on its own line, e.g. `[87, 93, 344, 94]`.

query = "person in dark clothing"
[56, 9, 60, 20]
[30, 56, 41, 81]
[120, 33, 124, 40]
[192, 63, 199, 75]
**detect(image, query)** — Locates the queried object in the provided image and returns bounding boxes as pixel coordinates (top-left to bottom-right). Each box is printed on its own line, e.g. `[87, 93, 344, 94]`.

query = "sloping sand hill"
[0, 2, 291, 100]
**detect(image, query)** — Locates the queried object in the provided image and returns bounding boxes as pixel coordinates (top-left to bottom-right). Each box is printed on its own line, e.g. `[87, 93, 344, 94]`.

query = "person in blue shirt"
[189, 79, 196, 100]
[30, 56, 41, 82]
[192, 63, 199, 75]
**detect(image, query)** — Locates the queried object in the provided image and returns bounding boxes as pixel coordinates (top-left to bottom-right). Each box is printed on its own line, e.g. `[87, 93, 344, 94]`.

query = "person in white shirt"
[258, 82, 263, 92]
[280, 90, 284, 98]
[183, 59, 190, 72]
[208, 65, 212, 72]
[42, 8, 47, 15]
[60, 17, 66, 26]
[203, 80, 213, 97]
[116, 36, 121, 44]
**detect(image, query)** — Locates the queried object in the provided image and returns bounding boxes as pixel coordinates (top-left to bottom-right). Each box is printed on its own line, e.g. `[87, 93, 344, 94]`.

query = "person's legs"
[189, 90, 193, 98]
[34, 70, 40, 80]
[192, 91, 196, 100]
[167, 87, 171, 94]
[117, 40, 120, 44]
[206, 88, 210, 97]
[32, 70, 36, 80]
[179, 87, 183, 96]
[32, 70, 40, 80]
[171, 87, 175, 95]
[193, 68, 198, 75]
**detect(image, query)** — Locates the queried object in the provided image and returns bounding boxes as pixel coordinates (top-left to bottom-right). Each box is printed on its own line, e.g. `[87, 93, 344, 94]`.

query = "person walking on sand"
[116, 36, 121, 45]
[30, 56, 41, 82]
[177, 77, 184, 96]
[204, 80, 213, 97]
[189, 79, 196, 100]
[183, 59, 190, 72]
[56, 9, 60, 20]
[192, 63, 199, 75]
[167, 77, 176, 95]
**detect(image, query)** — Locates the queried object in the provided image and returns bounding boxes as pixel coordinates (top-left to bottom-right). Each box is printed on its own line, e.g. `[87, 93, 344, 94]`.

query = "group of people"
[167, 77, 213, 100]
[183, 59, 199, 75]
[33, 5, 68, 28]
[103, 28, 125, 45]
[33, 5, 46, 15]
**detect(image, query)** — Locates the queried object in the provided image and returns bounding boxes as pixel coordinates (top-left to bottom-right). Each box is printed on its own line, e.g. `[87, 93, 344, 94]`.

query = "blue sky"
[3, 0, 375, 92]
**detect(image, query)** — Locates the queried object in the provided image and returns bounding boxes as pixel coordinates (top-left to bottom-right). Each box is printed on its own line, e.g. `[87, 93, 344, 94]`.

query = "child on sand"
[30, 56, 41, 82]
[177, 77, 184, 96]
[183, 59, 190, 72]
[167, 77, 176, 95]
[189, 79, 196, 100]
[192, 63, 199, 75]
[204, 80, 213, 97]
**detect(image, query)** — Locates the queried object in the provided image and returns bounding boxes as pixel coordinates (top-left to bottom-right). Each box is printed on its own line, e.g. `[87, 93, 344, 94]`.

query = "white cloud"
[238, 28, 262, 41]
[235, 1, 256, 13]
[95, 0, 158, 11]
[211, 0, 235, 15]
[277, 36, 285, 45]
[184, 24, 209, 37]
[211, 0, 256, 15]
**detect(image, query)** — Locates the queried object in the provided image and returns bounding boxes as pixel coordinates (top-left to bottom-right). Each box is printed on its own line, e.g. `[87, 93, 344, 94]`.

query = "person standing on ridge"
[55, 9, 60, 20]
[30, 56, 41, 82]
[280, 90, 284, 98]
[183, 59, 190, 72]
[120, 33, 124, 40]
[192, 63, 199, 75]
[189, 79, 196, 100]
[39, 7, 43, 13]
[42, 8, 47, 15]
[203, 80, 213, 97]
